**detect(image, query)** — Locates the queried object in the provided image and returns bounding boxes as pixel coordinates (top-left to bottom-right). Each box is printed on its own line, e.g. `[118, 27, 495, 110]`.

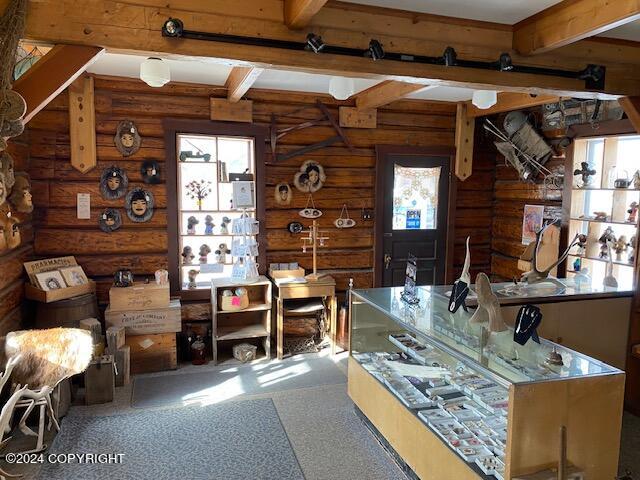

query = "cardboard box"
[126, 333, 177, 374]
[108, 283, 170, 312]
[105, 299, 181, 335]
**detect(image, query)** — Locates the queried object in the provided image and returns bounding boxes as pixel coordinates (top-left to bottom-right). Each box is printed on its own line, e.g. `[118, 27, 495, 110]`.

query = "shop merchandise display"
[353, 333, 510, 478]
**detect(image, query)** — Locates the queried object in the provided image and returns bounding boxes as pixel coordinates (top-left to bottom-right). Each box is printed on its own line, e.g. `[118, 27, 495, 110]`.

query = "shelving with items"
[567, 135, 640, 288]
[349, 287, 624, 480]
[210, 276, 271, 364]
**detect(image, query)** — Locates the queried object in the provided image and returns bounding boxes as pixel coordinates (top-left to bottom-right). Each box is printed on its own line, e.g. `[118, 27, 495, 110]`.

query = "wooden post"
[68, 76, 97, 174]
[619, 96, 640, 133]
[455, 103, 474, 181]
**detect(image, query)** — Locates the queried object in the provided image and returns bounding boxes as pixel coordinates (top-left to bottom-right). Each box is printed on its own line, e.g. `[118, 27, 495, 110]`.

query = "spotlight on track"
[305, 33, 325, 53]
[443, 47, 457, 67]
[162, 18, 184, 37]
[499, 53, 513, 71]
[366, 40, 385, 61]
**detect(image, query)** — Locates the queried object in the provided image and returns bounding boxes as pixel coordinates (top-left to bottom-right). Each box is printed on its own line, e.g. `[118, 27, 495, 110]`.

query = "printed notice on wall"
[77, 193, 91, 219]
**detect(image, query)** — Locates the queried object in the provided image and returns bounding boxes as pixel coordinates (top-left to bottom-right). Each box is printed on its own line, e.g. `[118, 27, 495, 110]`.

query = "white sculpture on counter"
[469, 273, 507, 333]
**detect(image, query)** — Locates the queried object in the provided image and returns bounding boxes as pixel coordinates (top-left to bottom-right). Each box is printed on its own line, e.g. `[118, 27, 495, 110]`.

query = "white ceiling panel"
[599, 19, 640, 42]
[340, 0, 562, 24]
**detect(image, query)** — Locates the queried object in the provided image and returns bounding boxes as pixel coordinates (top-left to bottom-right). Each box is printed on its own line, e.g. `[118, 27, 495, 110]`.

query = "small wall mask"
[294, 160, 326, 193]
[141, 160, 161, 184]
[274, 182, 292, 206]
[0, 206, 20, 250]
[114, 120, 141, 157]
[98, 208, 122, 233]
[8, 173, 33, 213]
[100, 166, 129, 200]
[125, 188, 154, 223]
[0, 151, 15, 190]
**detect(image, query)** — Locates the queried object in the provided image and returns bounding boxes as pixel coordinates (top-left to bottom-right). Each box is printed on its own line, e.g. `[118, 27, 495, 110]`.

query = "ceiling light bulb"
[329, 76, 355, 100]
[140, 57, 170, 87]
[472, 90, 498, 109]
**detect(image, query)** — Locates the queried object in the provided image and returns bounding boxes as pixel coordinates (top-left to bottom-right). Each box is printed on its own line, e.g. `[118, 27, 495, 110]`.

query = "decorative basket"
[219, 292, 249, 312]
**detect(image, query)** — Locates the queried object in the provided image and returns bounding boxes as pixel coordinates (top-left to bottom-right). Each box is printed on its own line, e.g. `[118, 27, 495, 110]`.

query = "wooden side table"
[271, 276, 337, 360]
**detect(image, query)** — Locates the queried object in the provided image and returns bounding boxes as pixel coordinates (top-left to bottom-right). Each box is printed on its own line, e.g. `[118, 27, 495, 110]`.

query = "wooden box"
[105, 299, 181, 335]
[126, 333, 177, 374]
[114, 345, 130, 387]
[25, 280, 95, 303]
[84, 355, 115, 405]
[109, 283, 170, 312]
[269, 268, 305, 279]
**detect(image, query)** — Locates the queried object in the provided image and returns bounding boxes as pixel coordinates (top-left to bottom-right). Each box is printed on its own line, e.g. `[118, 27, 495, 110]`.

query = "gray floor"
[5, 352, 640, 479]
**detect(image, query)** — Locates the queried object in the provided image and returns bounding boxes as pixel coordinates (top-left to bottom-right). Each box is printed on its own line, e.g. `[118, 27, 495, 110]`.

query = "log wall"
[0, 133, 34, 336]
[27, 75, 495, 322]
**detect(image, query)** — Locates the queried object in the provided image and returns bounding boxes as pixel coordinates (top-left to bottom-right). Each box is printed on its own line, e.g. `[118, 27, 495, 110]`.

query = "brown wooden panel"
[35, 230, 168, 255]
[0, 307, 23, 337]
[36, 208, 168, 228]
[181, 302, 212, 322]
[47, 183, 167, 208]
[491, 253, 521, 281]
[266, 228, 373, 251]
[265, 166, 375, 188]
[0, 247, 31, 292]
[264, 209, 371, 229]
[267, 249, 372, 270]
[0, 281, 25, 322]
[264, 188, 374, 209]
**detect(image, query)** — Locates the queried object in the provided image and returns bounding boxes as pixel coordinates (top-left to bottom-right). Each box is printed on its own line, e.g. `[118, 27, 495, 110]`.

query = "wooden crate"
[109, 283, 170, 312]
[126, 333, 177, 374]
[85, 355, 115, 405]
[105, 299, 181, 335]
[25, 280, 95, 303]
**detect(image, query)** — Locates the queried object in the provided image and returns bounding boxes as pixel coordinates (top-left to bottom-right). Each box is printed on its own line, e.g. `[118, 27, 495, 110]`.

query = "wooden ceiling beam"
[284, 0, 330, 28]
[466, 92, 560, 118]
[514, 0, 640, 55]
[16, 0, 640, 97]
[13, 44, 104, 124]
[619, 96, 640, 133]
[225, 66, 264, 102]
[355, 81, 432, 110]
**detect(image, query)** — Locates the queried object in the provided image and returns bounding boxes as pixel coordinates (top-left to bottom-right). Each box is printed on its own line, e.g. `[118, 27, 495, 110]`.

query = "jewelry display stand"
[300, 220, 329, 281]
[230, 208, 259, 284]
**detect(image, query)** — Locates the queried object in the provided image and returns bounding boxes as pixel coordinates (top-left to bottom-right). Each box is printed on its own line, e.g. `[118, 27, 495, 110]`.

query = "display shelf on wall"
[570, 217, 638, 226]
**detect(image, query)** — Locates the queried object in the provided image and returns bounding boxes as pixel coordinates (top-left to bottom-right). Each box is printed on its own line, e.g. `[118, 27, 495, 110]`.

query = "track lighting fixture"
[366, 40, 385, 61]
[305, 33, 325, 54]
[498, 53, 513, 71]
[443, 47, 457, 67]
[578, 64, 606, 89]
[162, 18, 184, 38]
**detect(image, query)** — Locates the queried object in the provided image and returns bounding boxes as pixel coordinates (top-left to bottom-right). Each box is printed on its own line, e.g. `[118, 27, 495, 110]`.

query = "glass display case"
[348, 286, 625, 480]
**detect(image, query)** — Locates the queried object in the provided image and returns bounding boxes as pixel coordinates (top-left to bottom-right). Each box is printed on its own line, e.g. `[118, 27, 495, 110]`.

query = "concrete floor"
[2, 352, 639, 480]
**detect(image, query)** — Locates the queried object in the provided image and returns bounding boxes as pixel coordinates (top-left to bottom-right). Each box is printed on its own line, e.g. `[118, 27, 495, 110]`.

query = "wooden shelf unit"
[211, 276, 272, 364]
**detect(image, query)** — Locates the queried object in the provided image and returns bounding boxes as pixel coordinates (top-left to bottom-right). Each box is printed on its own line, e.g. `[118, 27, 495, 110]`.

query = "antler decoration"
[520, 222, 585, 289]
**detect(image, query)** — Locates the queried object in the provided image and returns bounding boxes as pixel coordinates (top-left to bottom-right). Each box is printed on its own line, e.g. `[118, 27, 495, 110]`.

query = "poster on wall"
[522, 204, 544, 245]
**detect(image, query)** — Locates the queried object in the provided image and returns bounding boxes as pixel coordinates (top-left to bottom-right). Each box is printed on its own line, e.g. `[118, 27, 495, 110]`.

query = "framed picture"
[60, 266, 89, 287]
[232, 181, 255, 209]
[522, 204, 544, 245]
[35, 271, 67, 291]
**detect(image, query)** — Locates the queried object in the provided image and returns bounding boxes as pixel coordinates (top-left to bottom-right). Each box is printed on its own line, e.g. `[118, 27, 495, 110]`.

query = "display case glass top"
[352, 286, 621, 387]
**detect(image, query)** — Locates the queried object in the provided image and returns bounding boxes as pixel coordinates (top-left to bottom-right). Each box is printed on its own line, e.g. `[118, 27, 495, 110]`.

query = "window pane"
[392, 165, 440, 230]
[176, 134, 255, 291]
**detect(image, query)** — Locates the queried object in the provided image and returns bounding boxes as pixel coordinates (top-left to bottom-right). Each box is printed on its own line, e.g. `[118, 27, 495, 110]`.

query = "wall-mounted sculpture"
[125, 188, 154, 223]
[114, 120, 141, 157]
[100, 166, 128, 200]
[8, 172, 32, 213]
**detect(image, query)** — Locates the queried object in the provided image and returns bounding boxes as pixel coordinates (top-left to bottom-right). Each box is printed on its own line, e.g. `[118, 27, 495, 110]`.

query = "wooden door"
[375, 147, 452, 287]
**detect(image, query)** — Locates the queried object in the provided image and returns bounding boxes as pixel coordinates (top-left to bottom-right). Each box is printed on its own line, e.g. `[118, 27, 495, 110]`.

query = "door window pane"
[392, 165, 441, 230]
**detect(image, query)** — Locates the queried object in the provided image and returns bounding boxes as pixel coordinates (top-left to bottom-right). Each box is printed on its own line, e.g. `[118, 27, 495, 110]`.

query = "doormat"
[34, 398, 304, 480]
[132, 356, 346, 409]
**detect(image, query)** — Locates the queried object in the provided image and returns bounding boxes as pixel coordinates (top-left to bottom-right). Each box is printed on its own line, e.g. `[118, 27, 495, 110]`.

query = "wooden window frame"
[164, 119, 268, 301]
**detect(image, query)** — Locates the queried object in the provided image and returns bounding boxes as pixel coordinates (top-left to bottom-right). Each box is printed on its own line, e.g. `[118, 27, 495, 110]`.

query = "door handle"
[384, 254, 392, 270]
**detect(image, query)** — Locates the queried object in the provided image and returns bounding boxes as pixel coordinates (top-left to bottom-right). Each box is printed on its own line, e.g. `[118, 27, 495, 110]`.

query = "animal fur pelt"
[4, 328, 93, 389]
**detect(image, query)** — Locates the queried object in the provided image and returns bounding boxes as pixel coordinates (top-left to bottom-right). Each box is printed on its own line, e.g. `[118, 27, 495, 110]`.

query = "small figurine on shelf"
[219, 216, 231, 235]
[628, 202, 638, 223]
[181, 246, 195, 265]
[573, 161, 596, 188]
[629, 236, 637, 264]
[614, 235, 628, 261]
[633, 170, 640, 190]
[575, 233, 587, 256]
[199, 244, 211, 264]
[187, 269, 199, 289]
[599, 226, 616, 259]
[187, 216, 199, 235]
[573, 257, 582, 272]
[593, 211, 609, 222]
[215, 243, 230, 264]
[204, 215, 215, 235]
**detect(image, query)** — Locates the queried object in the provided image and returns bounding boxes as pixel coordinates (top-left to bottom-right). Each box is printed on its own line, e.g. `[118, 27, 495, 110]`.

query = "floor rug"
[35, 398, 304, 480]
[132, 356, 346, 409]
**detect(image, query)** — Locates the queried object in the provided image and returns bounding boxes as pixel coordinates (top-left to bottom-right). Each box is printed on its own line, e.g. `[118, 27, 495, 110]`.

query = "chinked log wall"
[0, 134, 34, 336]
[27, 75, 494, 322]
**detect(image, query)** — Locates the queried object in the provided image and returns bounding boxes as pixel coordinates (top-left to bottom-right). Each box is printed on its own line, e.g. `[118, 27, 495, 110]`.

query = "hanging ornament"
[334, 204, 355, 228]
[299, 193, 322, 219]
